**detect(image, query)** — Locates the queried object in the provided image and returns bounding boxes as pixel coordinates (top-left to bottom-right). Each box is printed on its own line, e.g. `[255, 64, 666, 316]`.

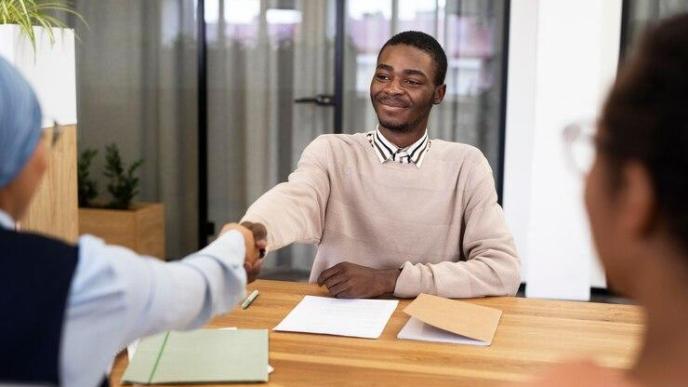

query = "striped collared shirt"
[366, 126, 431, 168]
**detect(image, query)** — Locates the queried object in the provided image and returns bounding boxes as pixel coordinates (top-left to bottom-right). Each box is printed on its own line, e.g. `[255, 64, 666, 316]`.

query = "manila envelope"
[402, 293, 502, 344]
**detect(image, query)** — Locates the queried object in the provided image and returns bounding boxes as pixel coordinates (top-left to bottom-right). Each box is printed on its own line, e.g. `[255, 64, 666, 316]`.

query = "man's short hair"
[378, 31, 448, 86]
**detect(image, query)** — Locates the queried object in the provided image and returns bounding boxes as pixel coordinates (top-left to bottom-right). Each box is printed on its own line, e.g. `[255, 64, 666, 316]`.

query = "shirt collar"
[367, 125, 430, 168]
[0, 209, 16, 229]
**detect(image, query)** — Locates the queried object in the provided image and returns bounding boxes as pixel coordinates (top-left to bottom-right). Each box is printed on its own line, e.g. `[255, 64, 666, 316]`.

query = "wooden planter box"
[79, 202, 166, 259]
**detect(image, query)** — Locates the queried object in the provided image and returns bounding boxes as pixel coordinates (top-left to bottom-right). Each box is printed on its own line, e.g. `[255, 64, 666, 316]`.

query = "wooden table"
[110, 279, 644, 387]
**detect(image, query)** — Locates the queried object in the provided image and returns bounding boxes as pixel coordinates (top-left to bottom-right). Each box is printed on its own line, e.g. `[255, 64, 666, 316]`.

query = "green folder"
[122, 329, 269, 384]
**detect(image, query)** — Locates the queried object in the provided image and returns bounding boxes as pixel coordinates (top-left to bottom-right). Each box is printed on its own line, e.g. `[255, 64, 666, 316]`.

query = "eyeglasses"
[563, 120, 596, 176]
[42, 121, 64, 149]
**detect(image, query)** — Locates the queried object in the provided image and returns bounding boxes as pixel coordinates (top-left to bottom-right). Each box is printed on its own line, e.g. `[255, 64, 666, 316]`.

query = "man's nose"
[383, 78, 403, 95]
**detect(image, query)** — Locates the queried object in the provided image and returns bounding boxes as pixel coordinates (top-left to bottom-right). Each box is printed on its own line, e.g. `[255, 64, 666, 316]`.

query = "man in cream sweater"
[241, 31, 520, 299]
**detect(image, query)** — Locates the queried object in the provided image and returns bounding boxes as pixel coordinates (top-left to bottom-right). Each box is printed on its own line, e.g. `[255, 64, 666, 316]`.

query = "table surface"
[110, 279, 644, 387]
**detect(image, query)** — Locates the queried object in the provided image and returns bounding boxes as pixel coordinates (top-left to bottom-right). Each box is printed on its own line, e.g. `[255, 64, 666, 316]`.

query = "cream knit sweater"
[242, 133, 520, 298]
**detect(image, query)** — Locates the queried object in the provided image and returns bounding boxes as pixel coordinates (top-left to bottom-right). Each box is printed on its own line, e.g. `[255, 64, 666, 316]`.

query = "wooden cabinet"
[21, 125, 78, 243]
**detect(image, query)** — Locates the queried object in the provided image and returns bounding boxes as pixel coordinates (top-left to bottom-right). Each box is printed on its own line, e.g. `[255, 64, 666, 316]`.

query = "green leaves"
[77, 147, 98, 207]
[77, 144, 144, 210]
[0, 0, 86, 53]
[104, 144, 144, 210]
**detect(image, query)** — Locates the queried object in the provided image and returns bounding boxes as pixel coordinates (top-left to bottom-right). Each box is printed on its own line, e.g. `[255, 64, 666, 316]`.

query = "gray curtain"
[65, 0, 507, 274]
[67, 0, 199, 258]
[207, 0, 335, 273]
[433, 0, 506, 169]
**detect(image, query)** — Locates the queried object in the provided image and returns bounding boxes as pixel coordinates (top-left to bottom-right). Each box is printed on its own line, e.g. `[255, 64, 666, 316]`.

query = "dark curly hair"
[600, 13, 688, 248]
[378, 31, 448, 86]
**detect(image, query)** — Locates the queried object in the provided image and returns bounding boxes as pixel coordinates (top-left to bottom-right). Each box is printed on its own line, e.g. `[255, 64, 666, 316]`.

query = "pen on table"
[241, 289, 260, 309]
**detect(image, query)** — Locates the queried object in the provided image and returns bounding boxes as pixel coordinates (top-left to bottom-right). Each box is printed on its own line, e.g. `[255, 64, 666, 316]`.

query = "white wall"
[504, 0, 622, 300]
[0, 25, 77, 128]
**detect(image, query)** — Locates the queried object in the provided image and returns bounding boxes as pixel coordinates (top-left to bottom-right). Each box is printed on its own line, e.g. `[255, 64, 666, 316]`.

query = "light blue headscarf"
[0, 56, 43, 188]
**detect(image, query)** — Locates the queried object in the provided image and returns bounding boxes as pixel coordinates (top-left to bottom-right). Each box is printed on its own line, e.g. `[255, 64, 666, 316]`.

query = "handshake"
[221, 221, 267, 283]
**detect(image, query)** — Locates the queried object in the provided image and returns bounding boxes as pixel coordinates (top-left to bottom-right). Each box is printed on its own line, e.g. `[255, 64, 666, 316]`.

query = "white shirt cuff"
[197, 230, 246, 267]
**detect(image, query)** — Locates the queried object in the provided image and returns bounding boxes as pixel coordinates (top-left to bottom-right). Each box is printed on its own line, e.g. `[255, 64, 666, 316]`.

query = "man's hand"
[317, 262, 401, 299]
[220, 223, 259, 266]
[240, 221, 267, 257]
[240, 221, 268, 283]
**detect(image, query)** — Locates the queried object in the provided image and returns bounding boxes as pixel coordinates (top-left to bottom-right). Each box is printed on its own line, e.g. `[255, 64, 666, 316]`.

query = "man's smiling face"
[370, 44, 444, 133]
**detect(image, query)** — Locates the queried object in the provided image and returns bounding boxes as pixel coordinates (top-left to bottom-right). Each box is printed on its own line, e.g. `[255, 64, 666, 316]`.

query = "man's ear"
[620, 161, 658, 239]
[433, 84, 446, 105]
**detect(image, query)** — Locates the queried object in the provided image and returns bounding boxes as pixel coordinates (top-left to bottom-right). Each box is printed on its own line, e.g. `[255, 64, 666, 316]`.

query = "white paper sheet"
[397, 317, 489, 346]
[274, 296, 399, 339]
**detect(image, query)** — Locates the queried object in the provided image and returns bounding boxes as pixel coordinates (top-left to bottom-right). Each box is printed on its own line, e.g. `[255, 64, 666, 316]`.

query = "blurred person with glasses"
[0, 57, 261, 387]
[508, 13, 688, 387]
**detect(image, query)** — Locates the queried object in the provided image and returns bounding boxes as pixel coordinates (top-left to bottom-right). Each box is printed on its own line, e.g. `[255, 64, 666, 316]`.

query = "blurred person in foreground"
[509, 13, 688, 387]
[0, 56, 260, 387]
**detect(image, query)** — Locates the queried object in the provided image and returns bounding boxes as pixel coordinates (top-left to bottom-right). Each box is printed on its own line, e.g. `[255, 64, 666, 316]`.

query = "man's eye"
[405, 79, 421, 86]
[375, 74, 390, 81]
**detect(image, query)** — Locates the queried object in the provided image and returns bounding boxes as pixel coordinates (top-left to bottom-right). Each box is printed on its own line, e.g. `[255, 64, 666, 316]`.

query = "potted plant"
[77, 148, 98, 207]
[2, 1, 84, 242]
[0, 0, 85, 52]
[78, 144, 166, 259]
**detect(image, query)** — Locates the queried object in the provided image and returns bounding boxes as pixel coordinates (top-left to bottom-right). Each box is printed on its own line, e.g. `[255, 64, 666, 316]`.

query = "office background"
[61, 0, 688, 292]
